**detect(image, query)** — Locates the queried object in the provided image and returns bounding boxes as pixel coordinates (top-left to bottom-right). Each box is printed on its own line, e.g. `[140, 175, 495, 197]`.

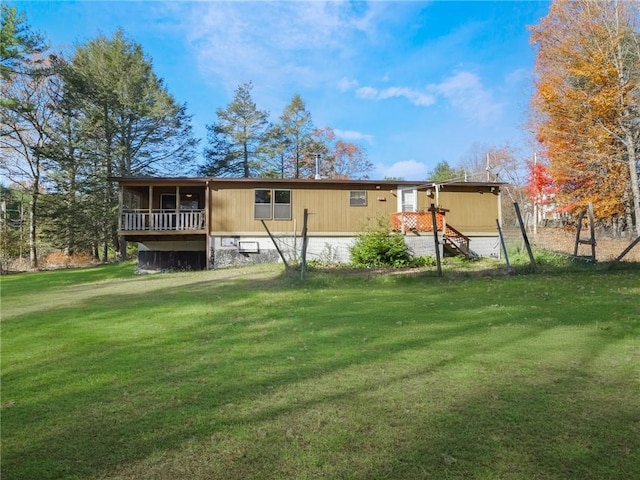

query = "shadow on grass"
[1, 268, 639, 479]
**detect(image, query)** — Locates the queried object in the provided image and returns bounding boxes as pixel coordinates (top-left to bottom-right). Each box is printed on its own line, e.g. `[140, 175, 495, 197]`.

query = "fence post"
[430, 203, 442, 277]
[496, 219, 511, 273]
[514, 202, 535, 271]
[301, 209, 309, 280]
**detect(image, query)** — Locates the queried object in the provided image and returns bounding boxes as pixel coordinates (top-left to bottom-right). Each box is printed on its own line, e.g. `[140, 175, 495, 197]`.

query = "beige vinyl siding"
[438, 189, 499, 233]
[210, 184, 397, 234]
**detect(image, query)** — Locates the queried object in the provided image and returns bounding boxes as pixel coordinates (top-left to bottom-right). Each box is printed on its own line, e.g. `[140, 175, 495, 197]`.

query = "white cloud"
[430, 71, 502, 124]
[375, 160, 429, 180]
[355, 85, 435, 107]
[378, 87, 436, 107]
[505, 68, 530, 87]
[356, 86, 379, 99]
[334, 129, 374, 144]
[351, 71, 501, 122]
[337, 77, 359, 92]
[180, 2, 384, 96]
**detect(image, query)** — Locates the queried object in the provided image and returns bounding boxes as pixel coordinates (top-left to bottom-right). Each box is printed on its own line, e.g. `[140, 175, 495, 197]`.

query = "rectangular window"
[350, 190, 367, 207]
[273, 189, 291, 220]
[254, 189, 272, 219]
[254, 189, 291, 220]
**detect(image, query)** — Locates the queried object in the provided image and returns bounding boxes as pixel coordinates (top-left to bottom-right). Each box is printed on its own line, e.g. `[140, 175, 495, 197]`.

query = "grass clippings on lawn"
[1, 262, 639, 480]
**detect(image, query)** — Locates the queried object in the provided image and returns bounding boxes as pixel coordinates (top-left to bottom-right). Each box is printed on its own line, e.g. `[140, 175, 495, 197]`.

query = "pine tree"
[201, 82, 269, 178]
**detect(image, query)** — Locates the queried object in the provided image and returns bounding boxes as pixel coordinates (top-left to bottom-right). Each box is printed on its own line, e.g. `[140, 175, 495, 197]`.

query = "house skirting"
[135, 234, 500, 271]
[137, 240, 206, 271]
[462, 233, 501, 259]
[209, 233, 499, 269]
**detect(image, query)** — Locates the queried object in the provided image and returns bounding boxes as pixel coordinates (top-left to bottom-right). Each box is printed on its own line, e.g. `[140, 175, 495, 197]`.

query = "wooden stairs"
[442, 224, 479, 260]
[390, 212, 478, 260]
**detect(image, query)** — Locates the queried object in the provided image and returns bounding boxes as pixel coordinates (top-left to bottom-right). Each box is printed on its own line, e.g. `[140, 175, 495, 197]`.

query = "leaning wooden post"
[261, 220, 289, 271]
[514, 202, 535, 271]
[496, 219, 511, 273]
[573, 210, 586, 257]
[612, 236, 640, 264]
[300, 208, 309, 280]
[430, 203, 442, 277]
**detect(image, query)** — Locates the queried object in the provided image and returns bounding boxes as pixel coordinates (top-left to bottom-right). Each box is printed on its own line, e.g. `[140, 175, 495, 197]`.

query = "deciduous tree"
[0, 69, 56, 268]
[530, 0, 640, 235]
[310, 127, 371, 179]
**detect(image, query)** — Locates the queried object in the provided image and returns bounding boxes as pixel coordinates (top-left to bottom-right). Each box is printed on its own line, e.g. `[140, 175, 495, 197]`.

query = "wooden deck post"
[118, 185, 123, 230]
[148, 185, 153, 230]
[205, 180, 211, 269]
[176, 185, 181, 230]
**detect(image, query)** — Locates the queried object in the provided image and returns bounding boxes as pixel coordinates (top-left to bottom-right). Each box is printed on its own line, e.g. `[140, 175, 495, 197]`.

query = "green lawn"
[1, 262, 639, 479]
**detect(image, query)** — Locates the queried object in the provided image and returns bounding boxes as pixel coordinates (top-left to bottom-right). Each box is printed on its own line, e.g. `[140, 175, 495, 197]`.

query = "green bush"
[350, 229, 428, 268]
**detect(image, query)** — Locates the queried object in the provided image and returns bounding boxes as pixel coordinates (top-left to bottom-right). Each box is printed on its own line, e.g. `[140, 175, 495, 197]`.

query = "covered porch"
[118, 180, 208, 236]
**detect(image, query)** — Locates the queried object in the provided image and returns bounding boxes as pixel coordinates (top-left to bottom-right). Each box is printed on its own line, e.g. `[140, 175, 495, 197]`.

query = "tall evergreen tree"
[261, 123, 291, 178]
[63, 30, 198, 259]
[0, 3, 46, 82]
[279, 94, 314, 179]
[201, 82, 269, 178]
[198, 123, 239, 177]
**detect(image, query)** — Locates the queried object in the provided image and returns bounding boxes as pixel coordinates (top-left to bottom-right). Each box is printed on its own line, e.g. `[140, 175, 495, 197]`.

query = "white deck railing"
[120, 209, 205, 231]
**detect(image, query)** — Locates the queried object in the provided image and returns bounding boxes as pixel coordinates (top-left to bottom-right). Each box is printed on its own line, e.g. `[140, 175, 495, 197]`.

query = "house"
[114, 177, 504, 270]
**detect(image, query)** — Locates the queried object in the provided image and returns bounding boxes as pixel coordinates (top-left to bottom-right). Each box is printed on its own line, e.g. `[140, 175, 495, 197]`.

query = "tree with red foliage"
[526, 156, 557, 225]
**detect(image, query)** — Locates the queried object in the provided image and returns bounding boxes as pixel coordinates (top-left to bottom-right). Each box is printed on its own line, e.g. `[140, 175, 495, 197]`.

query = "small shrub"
[351, 230, 427, 268]
[412, 255, 436, 267]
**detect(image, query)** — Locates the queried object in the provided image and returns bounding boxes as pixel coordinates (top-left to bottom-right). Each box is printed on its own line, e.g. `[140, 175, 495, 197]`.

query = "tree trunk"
[115, 227, 126, 261]
[103, 224, 109, 262]
[625, 134, 640, 236]
[29, 188, 38, 269]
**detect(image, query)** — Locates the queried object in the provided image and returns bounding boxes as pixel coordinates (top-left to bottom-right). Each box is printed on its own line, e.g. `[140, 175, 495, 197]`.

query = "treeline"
[0, 5, 370, 269]
[201, 83, 371, 180]
[2, 1, 639, 270]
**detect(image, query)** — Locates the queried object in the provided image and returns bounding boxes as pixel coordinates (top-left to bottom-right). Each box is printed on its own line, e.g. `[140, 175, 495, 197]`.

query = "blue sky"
[16, 0, 550, 180]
